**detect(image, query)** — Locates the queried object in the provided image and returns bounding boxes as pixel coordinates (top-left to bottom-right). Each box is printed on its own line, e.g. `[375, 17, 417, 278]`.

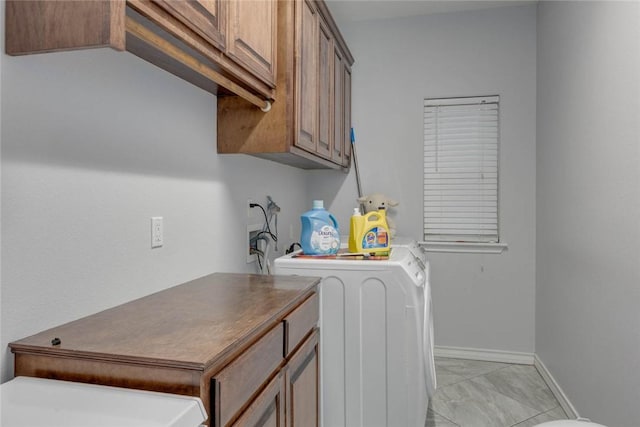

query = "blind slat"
[424, 201, 497, 208]
[424, 167, 498, 174]
[424, 172, 497, 179]
[427, 219, 498, 225]
[424, 207, 497, 214]
[425, 228, 498, 234]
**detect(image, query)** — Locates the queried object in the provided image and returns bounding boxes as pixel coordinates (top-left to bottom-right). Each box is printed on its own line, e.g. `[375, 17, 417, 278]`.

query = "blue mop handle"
[350, 128, 363, 199]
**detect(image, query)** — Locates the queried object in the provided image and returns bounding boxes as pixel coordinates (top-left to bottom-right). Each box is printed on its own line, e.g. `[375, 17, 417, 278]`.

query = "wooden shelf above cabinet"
[217, 0, 354, 171]
[5, 0, 276, 110]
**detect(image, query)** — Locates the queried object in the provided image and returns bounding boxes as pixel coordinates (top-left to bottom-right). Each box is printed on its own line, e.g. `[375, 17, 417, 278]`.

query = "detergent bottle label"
[300, 200, 340, 255]
[310, 221, 340, 253]
[362, 226, 389, 249]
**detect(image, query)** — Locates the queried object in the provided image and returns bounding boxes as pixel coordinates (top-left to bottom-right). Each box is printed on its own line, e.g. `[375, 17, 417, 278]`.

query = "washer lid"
[1, 377, 207, 427]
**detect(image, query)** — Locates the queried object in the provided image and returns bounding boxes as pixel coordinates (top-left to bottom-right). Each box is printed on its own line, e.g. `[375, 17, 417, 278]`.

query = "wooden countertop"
[10, 273, 320, 371]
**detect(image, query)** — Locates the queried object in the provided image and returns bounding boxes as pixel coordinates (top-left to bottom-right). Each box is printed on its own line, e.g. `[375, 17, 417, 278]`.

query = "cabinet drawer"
[212, 324, 284, 427]
[283, 292, 319, 357]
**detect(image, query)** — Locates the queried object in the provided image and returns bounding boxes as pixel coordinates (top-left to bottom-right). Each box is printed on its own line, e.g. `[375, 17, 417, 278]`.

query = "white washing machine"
[275, 244, 436, 427]
[1, 376, 207, 426]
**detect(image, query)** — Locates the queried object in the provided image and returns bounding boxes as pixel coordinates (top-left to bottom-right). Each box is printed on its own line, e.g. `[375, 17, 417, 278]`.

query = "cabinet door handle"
[283, 319, 290, 357]
[210, 378, 221, 427]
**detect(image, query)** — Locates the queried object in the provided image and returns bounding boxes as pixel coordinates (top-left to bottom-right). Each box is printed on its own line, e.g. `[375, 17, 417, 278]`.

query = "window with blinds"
[423, 96, 499, 243]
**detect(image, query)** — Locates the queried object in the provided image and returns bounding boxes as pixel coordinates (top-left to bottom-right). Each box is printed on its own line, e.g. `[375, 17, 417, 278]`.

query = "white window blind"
[423, 96, 499, 243]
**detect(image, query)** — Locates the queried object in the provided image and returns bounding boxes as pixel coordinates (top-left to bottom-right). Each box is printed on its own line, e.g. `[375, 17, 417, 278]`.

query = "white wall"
[536, 2, 640, 425]
[0, 4, 308, 380]
[309, 5, 537, 353]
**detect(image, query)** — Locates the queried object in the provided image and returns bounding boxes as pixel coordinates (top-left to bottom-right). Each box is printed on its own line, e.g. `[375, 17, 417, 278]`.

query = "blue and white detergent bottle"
[300, 200, 340, 255]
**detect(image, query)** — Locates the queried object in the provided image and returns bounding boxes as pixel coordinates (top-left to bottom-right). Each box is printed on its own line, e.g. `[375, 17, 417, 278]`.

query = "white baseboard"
[434, 345, 535, 365]
[534, 354, 579, 419]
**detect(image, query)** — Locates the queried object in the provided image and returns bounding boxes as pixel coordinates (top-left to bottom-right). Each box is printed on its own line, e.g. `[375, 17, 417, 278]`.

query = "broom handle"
[351, 128, 363, 199]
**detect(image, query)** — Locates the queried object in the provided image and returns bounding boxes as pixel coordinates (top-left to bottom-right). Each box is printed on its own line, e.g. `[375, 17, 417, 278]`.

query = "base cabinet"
[9, 274, 320, 427]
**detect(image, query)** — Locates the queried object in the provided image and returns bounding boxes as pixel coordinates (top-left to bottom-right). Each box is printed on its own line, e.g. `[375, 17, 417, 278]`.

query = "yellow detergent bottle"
[348, 208, 391, 255]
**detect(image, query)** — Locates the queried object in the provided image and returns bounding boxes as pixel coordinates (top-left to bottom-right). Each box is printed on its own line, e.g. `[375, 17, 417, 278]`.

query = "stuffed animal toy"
[357, 193, 399, 237]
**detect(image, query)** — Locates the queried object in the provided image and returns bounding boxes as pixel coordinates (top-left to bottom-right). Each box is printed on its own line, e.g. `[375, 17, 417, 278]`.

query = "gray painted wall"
[0, 5, 308, 380]
[4, 3, 639, 424]
[536, 2, 640, 425]
[309, 5, 538, 353]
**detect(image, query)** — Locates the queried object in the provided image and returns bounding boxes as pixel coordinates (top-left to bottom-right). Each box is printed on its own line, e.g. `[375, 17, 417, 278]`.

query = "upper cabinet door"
[332, 47, 344, 164]
[317, 16, 333, 159]
[227, 0, 277, 88]
[295, 0, 318, 153]
[154, 0, 226, 51]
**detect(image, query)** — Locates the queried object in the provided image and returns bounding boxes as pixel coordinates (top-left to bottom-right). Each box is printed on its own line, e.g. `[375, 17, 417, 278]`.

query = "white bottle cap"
[313, 200, 324, 209]
[353, 207, 361, 216]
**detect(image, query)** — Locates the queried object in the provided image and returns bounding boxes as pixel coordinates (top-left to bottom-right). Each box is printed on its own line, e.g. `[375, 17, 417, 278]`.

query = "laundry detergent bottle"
[300, 200, 340, 255]
[348, 209, 391, 254]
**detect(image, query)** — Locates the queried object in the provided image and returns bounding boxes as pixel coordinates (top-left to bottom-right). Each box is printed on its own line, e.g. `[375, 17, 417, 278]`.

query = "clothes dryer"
[275, 245, 436, 427]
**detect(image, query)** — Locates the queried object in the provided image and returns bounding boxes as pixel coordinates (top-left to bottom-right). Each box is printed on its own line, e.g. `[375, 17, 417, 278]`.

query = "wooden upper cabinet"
[6, 0, 351, 169]
[5, 0, 276, 107]
[154, 0, 226, 51]
[217, 0, 354, 170]
[226, 0, 277, 88]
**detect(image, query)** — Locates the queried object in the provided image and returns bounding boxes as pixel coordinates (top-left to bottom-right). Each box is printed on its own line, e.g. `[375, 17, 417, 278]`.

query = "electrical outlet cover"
[246, 223, 261, 263]
[151, 217, 163, 248]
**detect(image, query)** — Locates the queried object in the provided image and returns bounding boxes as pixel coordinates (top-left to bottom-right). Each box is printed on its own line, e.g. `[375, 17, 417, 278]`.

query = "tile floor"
[426, 357, 569, 427]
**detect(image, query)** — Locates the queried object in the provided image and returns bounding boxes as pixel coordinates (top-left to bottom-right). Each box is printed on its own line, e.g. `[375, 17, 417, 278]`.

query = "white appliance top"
[275, 246, 428, 288]
[277, 245, 409, 265]
[1, 376, 207, 427]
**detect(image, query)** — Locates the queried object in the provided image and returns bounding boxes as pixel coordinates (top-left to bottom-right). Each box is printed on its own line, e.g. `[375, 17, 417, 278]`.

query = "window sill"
[420, 241, 508, 254]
